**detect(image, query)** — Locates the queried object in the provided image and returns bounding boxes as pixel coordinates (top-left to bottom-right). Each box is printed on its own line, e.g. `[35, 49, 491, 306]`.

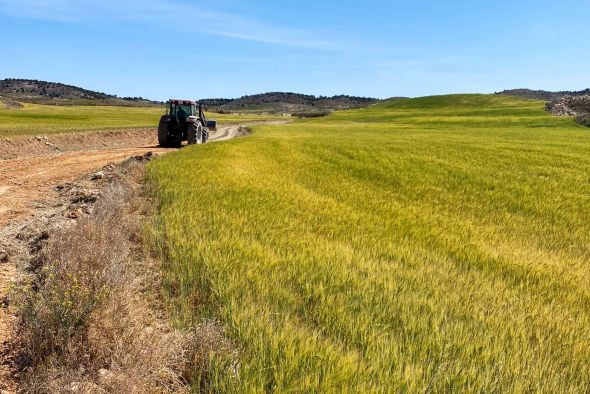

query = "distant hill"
[200, 92, 381, 115]
[497, 88, 590, 101]
[0, 78, 386, 114]
[0, 79, 381, 114]
[0, 79, 161, 107]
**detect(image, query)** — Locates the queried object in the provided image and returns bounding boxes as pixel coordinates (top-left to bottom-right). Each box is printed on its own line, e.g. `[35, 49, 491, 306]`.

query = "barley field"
[148, 94, 590, 392]
[0, 102, 280, 137]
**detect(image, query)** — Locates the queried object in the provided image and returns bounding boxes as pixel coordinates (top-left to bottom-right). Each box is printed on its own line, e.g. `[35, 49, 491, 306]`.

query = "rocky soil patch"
[0, 97, 23, 109]
[546, 95, 590, 116]
[546, 95, 590, 127]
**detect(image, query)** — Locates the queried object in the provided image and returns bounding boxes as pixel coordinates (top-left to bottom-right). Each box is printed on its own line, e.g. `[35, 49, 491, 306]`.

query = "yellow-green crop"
[0, 102, 283, 137]
[147, 94, 590, 392]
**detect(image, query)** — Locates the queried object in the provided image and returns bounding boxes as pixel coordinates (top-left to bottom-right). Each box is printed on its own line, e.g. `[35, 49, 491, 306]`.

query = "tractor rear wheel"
[187, 122, 204, 145]
[158, 119, 170, 147]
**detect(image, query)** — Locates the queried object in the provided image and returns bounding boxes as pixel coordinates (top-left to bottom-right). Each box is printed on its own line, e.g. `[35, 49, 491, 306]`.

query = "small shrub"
[576, 113, 590, 127]
[291, 111, 330, 118]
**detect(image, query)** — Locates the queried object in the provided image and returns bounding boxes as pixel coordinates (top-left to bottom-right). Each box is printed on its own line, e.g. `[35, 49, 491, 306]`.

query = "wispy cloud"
[375, 55, 473, 70]
[0, 0, 342, 50]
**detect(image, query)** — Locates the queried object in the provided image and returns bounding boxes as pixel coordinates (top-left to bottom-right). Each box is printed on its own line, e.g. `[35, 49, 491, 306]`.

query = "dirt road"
[0, 121, 283, 391]
[0, 123, 261, 226]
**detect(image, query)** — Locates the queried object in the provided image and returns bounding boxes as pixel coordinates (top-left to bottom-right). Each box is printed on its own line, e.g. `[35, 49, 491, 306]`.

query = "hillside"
[200, 92, 381, 114]
[0, 79, 381, 114]
[0, 79, 161, 107]
[148, 94, 590, 392]
[498, 88, 590, 101]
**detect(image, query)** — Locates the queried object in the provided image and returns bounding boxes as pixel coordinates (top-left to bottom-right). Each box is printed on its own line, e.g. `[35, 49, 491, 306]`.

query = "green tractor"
[158, 99, 217, 147]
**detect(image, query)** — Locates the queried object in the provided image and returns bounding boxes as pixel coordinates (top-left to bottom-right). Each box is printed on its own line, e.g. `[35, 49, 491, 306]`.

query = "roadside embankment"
[9, 156, 232, 392]
[0, 128, 157, 160]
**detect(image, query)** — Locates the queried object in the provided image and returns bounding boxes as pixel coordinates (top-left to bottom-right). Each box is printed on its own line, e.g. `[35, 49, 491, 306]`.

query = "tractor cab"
[166, 100, 202, 121]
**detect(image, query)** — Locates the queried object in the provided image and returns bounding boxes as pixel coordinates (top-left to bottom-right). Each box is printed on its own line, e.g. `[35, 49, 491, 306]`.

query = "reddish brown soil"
[0, 128, 157, 160]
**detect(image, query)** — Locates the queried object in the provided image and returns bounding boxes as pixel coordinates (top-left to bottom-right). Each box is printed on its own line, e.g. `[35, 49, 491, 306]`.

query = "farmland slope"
[148, 94, 590, 392]
[0, 102, 280, 138]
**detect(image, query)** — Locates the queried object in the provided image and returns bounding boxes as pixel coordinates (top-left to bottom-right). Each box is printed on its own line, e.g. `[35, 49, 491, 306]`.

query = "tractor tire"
[187, 122, 204, 145]
[158, 119, 170, 147]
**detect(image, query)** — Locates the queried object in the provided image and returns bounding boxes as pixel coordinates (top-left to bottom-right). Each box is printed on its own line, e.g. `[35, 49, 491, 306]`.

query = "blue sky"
[0, 0, 588, 100]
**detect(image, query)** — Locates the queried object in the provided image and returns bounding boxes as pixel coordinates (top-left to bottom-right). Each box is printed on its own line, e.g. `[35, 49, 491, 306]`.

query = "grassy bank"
[148, 94, 590, 391]
[0, 102, 283, 137]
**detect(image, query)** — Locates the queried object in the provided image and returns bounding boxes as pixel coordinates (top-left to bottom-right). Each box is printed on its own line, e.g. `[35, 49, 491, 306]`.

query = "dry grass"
[14, 163, 233, 393]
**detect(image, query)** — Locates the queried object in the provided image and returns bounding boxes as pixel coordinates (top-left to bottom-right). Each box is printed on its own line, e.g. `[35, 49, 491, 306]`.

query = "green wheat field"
[0, 102, 279, 137]
[148, 94, 589, 391]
